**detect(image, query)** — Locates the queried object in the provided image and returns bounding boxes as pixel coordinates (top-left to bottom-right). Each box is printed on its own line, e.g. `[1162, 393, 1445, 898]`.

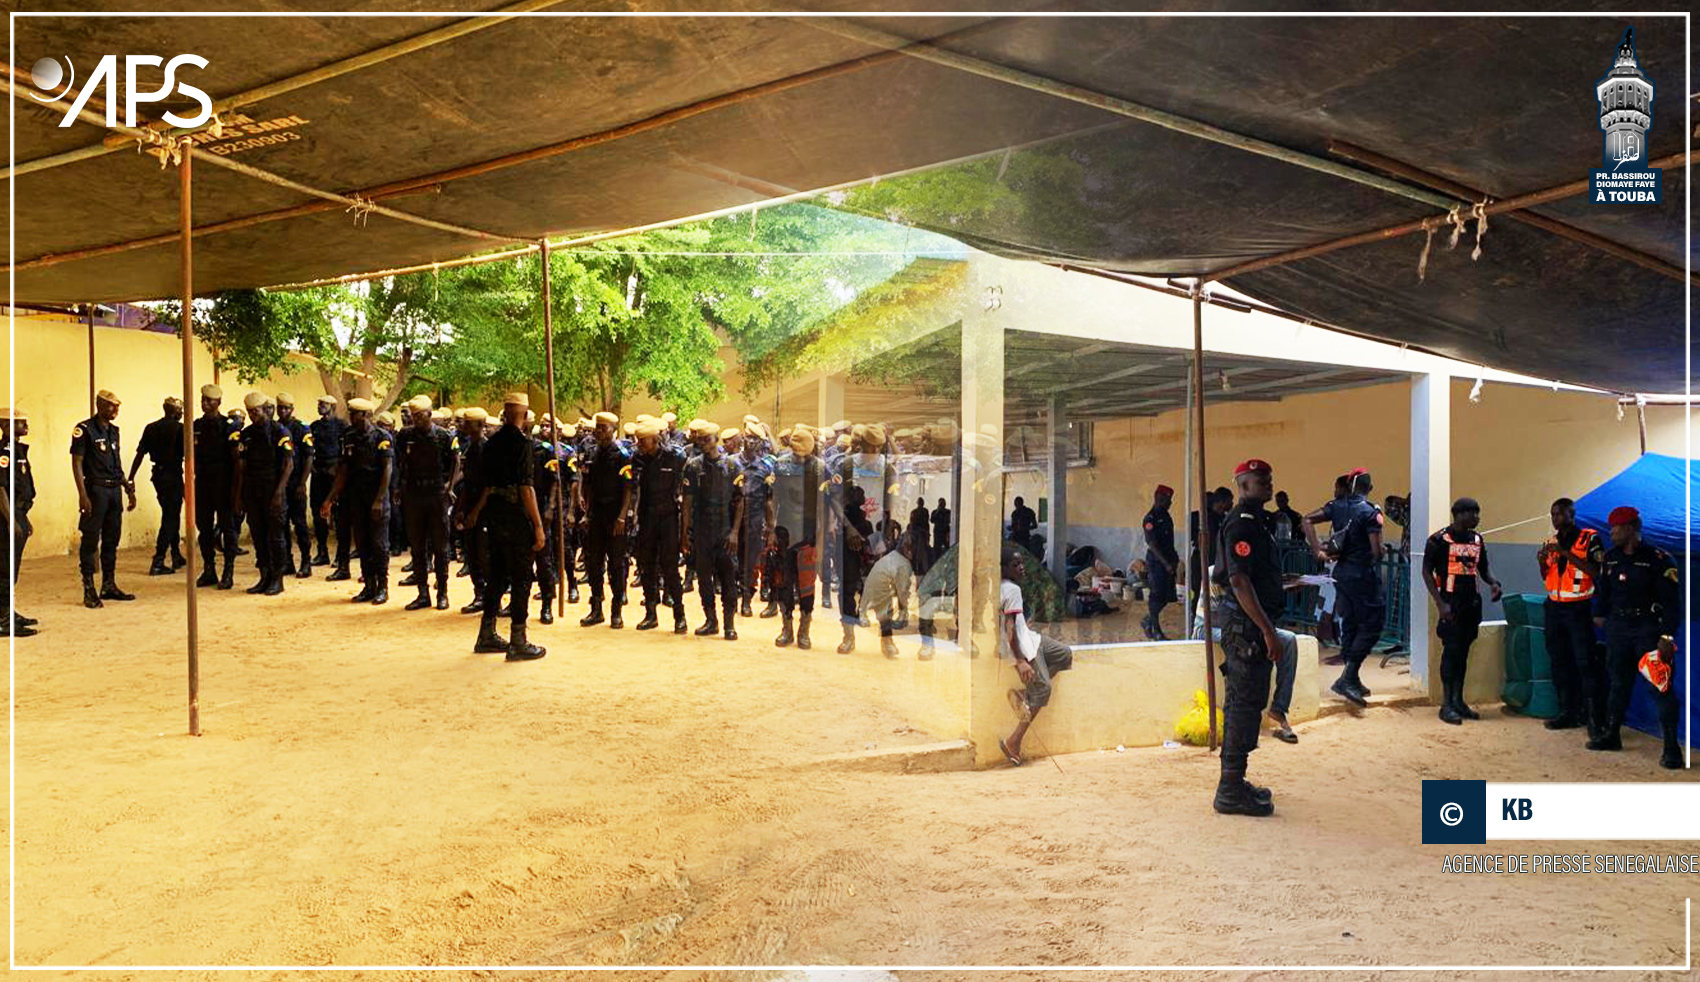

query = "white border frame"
[6, 7, 1693, 971]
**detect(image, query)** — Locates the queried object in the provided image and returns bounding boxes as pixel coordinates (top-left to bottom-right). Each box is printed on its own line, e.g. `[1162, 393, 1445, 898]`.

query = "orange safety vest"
[1544, 527, 1598, 603]
[1435, 530, 1482, 593]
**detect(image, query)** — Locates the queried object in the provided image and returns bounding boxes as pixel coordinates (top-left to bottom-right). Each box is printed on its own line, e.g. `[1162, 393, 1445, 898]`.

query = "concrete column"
[816, 372, 846, 430]
[960, 307, 1006, 767]
[1410, 369, 1450, 696]
[1046, 393, 1069, 588]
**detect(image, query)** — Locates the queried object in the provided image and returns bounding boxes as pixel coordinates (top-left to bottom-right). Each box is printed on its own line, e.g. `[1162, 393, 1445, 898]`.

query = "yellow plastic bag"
[1175, 689, 1223, 746]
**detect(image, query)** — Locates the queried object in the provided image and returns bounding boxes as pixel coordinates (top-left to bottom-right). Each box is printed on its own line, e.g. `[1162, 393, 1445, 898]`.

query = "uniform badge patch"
[1234, 541, 1252, 557]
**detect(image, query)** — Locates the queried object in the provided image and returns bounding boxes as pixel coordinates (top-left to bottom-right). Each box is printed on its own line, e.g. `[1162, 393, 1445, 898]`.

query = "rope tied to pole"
[1469, 199, 1491, 261]
[1416, 217, 1439, 282]
[345, 195, 378, 227]
[1446, 205, 1467, 251]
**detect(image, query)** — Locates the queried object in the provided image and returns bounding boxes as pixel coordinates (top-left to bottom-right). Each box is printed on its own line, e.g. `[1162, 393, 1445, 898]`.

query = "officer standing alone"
[70, 389, 137, 609]
[1590, 506, 1682, 768]
[1212, 459, 1284, 817]
[128, 396, 187, 576]
[319, 397, 393, 605]
[1421, 498, 1503, 725]
[1, 407, 39, 636]
[463, 393, 547, 662]
[1142, 484, 1179, 641]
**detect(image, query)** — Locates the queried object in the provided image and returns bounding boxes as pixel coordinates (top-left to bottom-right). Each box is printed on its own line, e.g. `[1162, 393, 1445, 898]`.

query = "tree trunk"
[375, 346, 413, 415]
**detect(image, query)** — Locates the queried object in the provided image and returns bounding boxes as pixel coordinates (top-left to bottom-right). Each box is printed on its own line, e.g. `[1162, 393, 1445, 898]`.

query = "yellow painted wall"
[1008, 378, 1682, 559]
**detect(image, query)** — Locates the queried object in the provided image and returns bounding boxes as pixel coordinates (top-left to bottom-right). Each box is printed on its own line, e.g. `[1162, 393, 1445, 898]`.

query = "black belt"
[1609, 607, 1658, 619]
[487, 487, 522, 503]
[89, 478, 124, 488]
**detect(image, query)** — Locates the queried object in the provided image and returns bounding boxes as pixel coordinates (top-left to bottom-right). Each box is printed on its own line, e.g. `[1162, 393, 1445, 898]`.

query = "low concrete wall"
[1422, 620, 1509, 707]
[1010, 635, 1322, 757]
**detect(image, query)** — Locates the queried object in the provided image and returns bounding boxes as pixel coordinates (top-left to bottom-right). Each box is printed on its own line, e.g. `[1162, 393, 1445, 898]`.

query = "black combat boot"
[82, 576, 103, 609]
[474, 613, 508, 653]
[351, 581, 375, 603]
[836, 623, 856, 655]
[1213, 767, 1275, 817]
[1453, 683, 1480, 720]
[218, 559, 235, 590]
[1330, 673, 1367, 708]
[402, 559, 416, 573]
[682, 568, 695, 593]
[723, 603, 737, 642]
[635, 606, 659, 631]
[673, 606, 688, 634]
[506, 622, 546, 661]
[282, 555, 298, 578]
[99, 579, 135, 601]
[740, 597, 754, 619]
[296, 551, 312, 578]
[1586, 719, 1623, 751]
[580, 604, 604, 627]
[609, 605, 624, 630]
[400, 571, 422, 588]
[261, 573, 284, 596]
[775, 613, 794, 647]
[694, 609, 719, 637]
[436, 581, 450, 610]
[566, 579, 580, 604]
[246, 572, 269, 594]
[760, 599, 778, 619]
[797, 612, 812, 650]
[461, 592, 485, 614]
[538, 590, 554, 625]
[326, 563, 351, 582]
[1661, 723, 1683, 769]
[1438, 680, 1463, 725]
[171, 547, 188, 569]
[369, 579, 388, 605]
[405, 584, 432, 611]
[196, 562, 217, 587]
[148, 554, 171, 576]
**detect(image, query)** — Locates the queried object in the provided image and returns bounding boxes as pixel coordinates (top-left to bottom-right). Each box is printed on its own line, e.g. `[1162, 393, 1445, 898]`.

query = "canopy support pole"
[179, 140, 201, 738]
[1192, 283, 1217, 752]
[540, 240, 564, 618]
[85, 304, 95, 416]
[1637, 399, 1648, 456]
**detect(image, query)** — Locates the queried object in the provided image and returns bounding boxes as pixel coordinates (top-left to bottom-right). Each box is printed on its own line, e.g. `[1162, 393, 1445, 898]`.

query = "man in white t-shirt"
[999, 545, 1073, 767]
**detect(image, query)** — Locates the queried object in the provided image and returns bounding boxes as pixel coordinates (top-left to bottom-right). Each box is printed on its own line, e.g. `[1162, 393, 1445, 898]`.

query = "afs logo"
[1589, 27, 1661, 204]
[27, 54, 212, 129]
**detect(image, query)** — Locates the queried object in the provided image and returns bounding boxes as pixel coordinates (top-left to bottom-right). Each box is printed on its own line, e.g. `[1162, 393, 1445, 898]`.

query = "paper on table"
[1292, 574, 1335, 586]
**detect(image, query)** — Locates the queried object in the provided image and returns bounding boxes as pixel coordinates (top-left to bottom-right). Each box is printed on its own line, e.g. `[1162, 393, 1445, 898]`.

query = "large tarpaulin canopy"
[5, 5, 1691, 392]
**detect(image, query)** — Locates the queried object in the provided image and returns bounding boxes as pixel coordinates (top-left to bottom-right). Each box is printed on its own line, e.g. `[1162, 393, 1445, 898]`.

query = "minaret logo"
[1589, 27, 1661, 204]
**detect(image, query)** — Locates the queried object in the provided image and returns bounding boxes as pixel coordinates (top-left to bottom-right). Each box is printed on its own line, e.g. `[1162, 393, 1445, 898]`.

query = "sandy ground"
[7, 546, 1696, 982]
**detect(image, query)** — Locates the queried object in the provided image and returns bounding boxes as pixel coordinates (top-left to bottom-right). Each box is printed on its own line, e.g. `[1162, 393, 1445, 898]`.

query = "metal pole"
[540, 240, 564, 617]
[1637, 399, 1648, 456]
[1181, 363, 1194, 619]
[179, 139, 201, 738]
[1192, 283, 1217, 752]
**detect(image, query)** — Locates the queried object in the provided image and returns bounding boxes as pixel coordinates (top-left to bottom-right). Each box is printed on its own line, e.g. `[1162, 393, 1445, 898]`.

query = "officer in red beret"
[1590, 505, 1682, 768]
[1212, 458, 1285, 817]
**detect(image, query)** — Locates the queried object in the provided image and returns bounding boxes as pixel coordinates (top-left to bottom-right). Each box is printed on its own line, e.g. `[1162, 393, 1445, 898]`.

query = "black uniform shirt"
[584, 441, 634, 511]
[239, 417, 293, 483]
[136, 416, 185, 481]
[1595, 543, 1681, 634]
[683, 453, 741, 540]
[636, 445, 686, 515]
[194, 412, 241, 471]
[1216, 503, 1283, 619]
[340, 424, 393, 483]
[1143, 506, 1177, 564]
[282, 418, 311, 487]
[532, 438, 567, 507]
[70, 416, 124, 484]
[0, 440, 35, 513]
[397, 424, 456, 489]
[459, 434, 487, 496]
[479, 423, 534, 519]
[1332, 494, 1384, 567]
[308, 415, 346, 469]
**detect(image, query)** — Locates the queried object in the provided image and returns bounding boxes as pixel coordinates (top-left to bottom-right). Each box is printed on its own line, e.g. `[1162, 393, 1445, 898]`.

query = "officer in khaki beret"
[576, 411, 634, 628]
[309, 394, 349, 575]
[451, 406, 491, 612]
[461, 392, 546, 661]
[274, 393, 314, 578]
[319, 397, 393, 604]
[193, 383, 242, 590]
[70, 389, 136, 608]
[234, 391, 295, 595]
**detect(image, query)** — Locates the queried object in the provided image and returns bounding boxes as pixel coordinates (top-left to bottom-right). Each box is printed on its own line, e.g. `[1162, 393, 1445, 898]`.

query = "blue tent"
[1573, 453, 1696, 745]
